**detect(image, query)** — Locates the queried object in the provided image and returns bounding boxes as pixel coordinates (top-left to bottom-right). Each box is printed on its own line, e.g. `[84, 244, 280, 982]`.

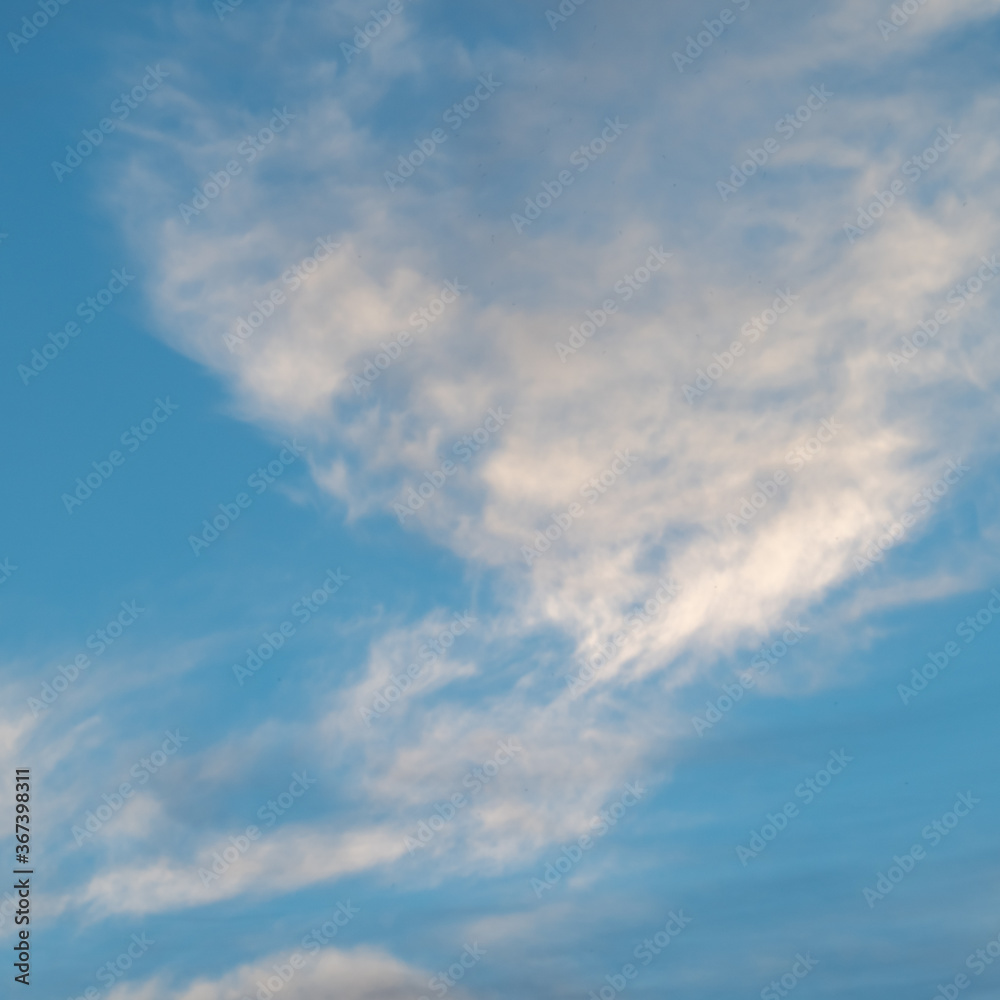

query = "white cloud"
[96, 0, 1000, 902]
[78, 823, 409, 916]
[107, 945, 450, 1000]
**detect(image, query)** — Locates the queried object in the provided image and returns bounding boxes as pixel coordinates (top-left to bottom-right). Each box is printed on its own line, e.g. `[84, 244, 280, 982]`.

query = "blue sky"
[2, 1, 1000, 998]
